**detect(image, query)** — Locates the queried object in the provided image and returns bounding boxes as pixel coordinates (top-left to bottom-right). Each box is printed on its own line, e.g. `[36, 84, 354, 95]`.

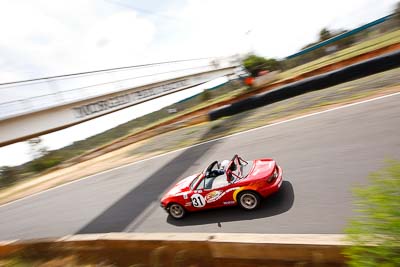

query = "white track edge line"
[1, 91, 399, 208]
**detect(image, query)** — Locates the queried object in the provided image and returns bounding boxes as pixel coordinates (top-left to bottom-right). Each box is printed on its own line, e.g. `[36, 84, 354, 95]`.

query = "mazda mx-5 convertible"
[160, 154, 283, 219]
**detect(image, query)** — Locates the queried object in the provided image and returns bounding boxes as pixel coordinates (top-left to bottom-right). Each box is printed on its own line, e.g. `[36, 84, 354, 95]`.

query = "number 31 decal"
[191, 193, 206, 208]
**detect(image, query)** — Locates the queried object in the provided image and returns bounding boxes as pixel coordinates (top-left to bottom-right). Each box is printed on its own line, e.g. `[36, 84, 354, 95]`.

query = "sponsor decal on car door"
[190, 186, 241, 208]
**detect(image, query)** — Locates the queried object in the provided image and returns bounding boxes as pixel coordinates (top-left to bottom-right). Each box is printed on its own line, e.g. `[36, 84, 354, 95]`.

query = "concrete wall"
[0, 233, 348, 266]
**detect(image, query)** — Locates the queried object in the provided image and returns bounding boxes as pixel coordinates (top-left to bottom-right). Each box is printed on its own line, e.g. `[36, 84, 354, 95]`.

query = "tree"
[27, 137, 57, 173]
[242, 54, 280, 77]
[27, 137, 48, 160]
[344, 160, 400, 266]
[319, 28, 333, 42]
[395, 2, 400, 23]
[319, 28, 332, 41]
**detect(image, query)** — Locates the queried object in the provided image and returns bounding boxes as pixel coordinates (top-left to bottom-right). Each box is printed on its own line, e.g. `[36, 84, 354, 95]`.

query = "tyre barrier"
[209, 50, 400, 120]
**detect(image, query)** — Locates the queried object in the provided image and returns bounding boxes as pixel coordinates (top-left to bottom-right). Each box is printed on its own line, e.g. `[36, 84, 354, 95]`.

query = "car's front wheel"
[238, 191, 260, 210]
[168, 203, 186, 219]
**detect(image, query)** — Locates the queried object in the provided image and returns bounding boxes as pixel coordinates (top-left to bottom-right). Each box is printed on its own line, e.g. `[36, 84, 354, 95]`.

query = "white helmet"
[220, 160, 230, 170]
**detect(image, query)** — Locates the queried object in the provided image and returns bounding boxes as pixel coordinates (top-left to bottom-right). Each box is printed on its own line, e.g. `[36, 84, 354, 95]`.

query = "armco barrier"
[209, 50, 400, 120]
[0, 233, 347, 266]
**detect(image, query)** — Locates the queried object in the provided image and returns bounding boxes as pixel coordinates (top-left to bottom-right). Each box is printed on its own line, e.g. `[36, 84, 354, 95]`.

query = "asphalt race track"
[0, 93, 399, 240]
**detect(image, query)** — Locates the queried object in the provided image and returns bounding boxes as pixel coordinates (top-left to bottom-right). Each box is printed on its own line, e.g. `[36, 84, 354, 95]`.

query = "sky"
[0, 0, 398, 166]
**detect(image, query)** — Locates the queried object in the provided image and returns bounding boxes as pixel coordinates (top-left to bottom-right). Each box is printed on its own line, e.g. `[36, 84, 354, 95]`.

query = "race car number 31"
[191, 194, 206, 208]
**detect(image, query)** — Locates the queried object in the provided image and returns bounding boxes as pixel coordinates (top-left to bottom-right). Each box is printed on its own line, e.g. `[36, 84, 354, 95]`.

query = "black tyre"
[168, 203, 186, 219]
[238, 191, 261, 210]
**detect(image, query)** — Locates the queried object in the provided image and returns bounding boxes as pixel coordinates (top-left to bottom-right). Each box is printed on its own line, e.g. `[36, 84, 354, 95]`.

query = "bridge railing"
[0, 58, 237, 120]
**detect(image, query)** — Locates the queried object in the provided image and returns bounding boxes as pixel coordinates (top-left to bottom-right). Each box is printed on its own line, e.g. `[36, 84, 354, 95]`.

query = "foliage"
[283, 14, 398, 70]
[29, 157, 62, 173]
[27, 137, 48, 160]
[0, 166, 18, 187]
[344, 160, 400, 267]
[319, 28, 333, 41]
[242, 54, 281, 77]
[200, 89, 212, 101]
[0, 256, 115, 266]
[334, 30, 356, 48]
[395, 2, 400, 22]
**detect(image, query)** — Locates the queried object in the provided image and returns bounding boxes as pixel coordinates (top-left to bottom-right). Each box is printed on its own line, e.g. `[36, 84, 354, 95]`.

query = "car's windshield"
[202, 161, 219, 175]
[192, 161, 221, 190]
[190, 174, 201, 190]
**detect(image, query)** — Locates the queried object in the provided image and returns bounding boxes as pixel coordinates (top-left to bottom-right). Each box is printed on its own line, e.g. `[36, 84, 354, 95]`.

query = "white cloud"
[73, 11, 156, 71]
[153, 0, 398, 59]
[0, 0, 398, 166]
[0, 0, 156, 82]
[1, 0, 396, 81]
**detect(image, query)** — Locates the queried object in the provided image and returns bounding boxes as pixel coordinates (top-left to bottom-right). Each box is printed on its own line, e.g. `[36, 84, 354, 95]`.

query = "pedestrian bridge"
[0, 58, 241, 146]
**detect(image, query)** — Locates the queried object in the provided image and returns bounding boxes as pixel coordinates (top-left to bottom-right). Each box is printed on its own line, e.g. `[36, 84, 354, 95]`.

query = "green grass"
[279, 29, 400, 80]
[126, 86, 248, 137]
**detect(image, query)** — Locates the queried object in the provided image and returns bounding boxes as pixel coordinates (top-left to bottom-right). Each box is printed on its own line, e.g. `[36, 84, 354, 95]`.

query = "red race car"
[160, 154, 283, 219]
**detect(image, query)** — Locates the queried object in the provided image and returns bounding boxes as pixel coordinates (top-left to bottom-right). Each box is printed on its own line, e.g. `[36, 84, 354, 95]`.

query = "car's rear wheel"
[238, 191, 260, 210]
[168, 203, 186, 219]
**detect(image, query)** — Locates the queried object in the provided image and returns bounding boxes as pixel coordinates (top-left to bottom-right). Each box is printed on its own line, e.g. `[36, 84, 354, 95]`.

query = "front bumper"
[160, 201, 169, 213]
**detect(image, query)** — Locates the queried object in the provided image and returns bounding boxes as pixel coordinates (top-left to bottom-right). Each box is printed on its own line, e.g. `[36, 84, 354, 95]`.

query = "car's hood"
[165, 173, 199, 196]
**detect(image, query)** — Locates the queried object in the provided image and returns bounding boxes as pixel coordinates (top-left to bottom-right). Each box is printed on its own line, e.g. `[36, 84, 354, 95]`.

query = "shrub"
[243, 54, 281, 77]
[0, 166, 18, 187]
[29, 157, 62, 173]
[344, 160, 400, 266]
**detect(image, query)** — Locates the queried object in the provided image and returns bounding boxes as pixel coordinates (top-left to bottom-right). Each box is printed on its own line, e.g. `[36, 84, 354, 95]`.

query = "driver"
[209, 160, 230, 177]
[205, 160, 231, 189]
